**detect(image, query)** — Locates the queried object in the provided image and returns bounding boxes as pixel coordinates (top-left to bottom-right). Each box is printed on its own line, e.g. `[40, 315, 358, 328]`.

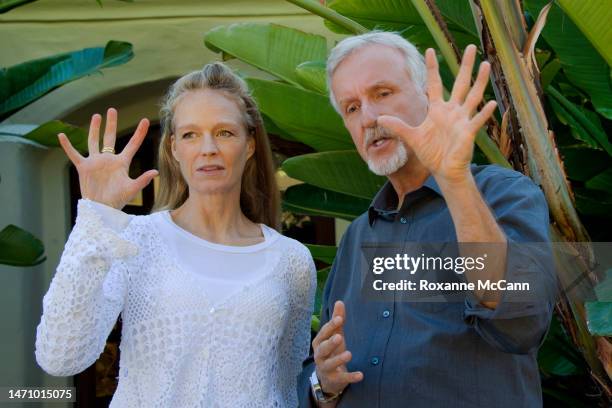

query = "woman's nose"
[199, 134, 219, 155]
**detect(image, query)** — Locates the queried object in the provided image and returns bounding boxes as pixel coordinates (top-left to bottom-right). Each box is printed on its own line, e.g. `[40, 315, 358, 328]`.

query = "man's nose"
[360, 102, 379, 129]
[199, 134, 219, 156]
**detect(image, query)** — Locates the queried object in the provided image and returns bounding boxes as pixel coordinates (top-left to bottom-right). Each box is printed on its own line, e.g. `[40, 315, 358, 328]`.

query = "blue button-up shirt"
[298, 164, 555, 408]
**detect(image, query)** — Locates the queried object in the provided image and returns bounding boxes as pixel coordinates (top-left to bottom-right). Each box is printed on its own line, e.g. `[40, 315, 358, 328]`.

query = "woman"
[35, 62, 316, 407]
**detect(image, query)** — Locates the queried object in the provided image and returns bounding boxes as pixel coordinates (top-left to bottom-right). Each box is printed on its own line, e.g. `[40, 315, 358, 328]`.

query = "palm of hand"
[379, 45, 497, 183]
[57, 108, 158, 209]
[77, 153, 135, 209]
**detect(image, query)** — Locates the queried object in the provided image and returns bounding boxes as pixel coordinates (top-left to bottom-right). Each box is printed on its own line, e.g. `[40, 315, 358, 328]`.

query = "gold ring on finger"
[101, 146, 115, 154]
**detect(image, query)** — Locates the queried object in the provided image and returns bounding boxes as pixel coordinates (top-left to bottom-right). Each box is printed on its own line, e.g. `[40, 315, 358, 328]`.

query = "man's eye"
[378, 90, 391, 98]
[346, 105, 359, 114]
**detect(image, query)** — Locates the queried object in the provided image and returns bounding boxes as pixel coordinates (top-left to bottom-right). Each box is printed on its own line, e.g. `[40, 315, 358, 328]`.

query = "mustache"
[364, 125, 395, 148]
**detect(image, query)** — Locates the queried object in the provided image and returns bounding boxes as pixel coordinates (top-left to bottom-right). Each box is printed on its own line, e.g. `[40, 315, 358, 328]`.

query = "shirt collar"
[368, 174, 442, 226]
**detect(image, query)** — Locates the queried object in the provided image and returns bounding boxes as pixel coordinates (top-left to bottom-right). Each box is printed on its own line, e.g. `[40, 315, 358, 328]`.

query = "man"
[297, 32, 556, 407]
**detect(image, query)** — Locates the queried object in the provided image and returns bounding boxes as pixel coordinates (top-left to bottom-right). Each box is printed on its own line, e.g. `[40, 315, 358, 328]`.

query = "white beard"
[364, 126, 408, 176]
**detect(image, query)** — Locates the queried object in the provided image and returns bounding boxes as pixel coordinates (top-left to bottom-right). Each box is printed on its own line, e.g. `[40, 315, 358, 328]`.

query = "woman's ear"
[170, 135, 179, 162]
[246, 136, 255, 160]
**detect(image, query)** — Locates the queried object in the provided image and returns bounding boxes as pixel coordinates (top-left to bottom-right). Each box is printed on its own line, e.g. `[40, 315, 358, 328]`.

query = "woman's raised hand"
[58, 108, 159, 209]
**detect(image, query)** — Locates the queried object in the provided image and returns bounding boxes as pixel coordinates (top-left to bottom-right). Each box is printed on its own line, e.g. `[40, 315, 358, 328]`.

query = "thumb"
[133, 169, 159, 191]
[377, 115, 418, 149]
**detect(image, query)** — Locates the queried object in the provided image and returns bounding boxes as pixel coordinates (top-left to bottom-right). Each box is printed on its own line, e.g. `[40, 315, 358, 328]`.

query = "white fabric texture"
[35, 199, 316, 407]
[92, 200, 281, 305]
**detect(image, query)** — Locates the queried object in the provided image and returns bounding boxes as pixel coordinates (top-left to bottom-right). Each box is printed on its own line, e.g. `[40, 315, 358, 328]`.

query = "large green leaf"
[328, 0, 474, 32]
[328, 0, 423, 26]
[246, 78, 353, 152]
[326, 0, 478, 50]
[525, 0, 612, 119]
[282, 150, 385, 199]
[295, 61, 327, 95]
[0, 0, 37, 13]
[305, 244, 337, 265]
[547, 86, 612, 156]
[584, 283, 611, 371]
[314, 265, 332, 323]
[0, 41, 133, 119]
[594, 269, 612, 301]
[556, 0, 612, 67]
[586, 168, 612, 192]
[262, 113, 298, 142]
[283, 183, 370, 220]
[0, 225, 45, 267]
[204, 23, 327, 87]
[585, 302, 612, 336]
[559, 146, 610, 182]
[435, 0, 478, 38]
[574, 187, 612, 218]
[538, 315, 585, 377]
[0, 121, 88, 153]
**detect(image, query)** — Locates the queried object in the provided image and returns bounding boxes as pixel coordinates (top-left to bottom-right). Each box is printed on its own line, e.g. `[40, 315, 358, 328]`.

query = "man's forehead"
[331, 46, 409, 98]
[341, 43, 404, 64]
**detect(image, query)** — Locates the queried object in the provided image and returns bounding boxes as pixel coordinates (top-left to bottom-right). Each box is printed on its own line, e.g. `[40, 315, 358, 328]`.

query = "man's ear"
[247, 136, 255, 160]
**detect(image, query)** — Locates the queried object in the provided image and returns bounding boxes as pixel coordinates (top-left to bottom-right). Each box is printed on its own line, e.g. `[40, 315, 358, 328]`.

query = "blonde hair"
[154, 62, 280, 231]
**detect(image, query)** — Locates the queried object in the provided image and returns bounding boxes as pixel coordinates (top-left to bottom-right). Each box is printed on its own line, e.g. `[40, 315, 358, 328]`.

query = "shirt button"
[371, 357, 380, 365]
[400, 217, 407, 224]
[382, 310, 390, 318]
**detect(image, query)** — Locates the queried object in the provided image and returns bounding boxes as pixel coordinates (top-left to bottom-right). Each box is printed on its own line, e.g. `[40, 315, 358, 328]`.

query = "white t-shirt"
[91, 201, 280, 304]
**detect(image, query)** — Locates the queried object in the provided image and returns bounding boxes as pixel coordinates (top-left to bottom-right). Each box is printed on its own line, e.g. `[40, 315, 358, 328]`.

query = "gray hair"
[326, 31, 427, 113]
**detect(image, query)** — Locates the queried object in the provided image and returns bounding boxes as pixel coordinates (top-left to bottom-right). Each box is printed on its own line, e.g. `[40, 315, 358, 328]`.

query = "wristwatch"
[310, 369, 343, 404]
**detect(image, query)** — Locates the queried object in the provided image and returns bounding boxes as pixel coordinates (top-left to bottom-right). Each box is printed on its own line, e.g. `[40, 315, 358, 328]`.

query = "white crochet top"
[35, 199, 316, 407]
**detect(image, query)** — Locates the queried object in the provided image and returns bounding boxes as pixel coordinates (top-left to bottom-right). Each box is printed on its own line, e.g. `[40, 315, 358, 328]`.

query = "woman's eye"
[182, 132, 196, 139]
[378, 90, 391, 98]
[346, 104, 359, 114]
[218, 129, 234, 137]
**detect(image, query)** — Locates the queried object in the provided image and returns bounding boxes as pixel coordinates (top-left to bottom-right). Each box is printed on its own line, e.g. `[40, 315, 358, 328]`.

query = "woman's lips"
[196, 165, 225, 175]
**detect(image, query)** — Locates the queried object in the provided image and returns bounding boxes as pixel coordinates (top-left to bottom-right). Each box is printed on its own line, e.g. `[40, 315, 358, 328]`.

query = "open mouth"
[368, 136, 393, 149]
[196, 165, 225, 174]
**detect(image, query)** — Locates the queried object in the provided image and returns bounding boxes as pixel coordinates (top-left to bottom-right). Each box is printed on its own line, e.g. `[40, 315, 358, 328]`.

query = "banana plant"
[469, 0, 610, 397]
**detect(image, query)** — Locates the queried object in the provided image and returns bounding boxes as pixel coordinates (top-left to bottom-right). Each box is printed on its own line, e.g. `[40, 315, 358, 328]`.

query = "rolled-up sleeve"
[463, 168, 557, 354]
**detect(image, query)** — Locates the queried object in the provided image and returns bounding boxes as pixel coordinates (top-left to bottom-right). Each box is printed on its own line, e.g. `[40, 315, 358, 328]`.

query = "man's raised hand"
[378, 44, 497, 185]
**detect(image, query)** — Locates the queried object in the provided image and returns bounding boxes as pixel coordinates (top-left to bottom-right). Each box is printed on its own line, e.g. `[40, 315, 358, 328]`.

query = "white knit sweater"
[35, 199, 316, 407]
